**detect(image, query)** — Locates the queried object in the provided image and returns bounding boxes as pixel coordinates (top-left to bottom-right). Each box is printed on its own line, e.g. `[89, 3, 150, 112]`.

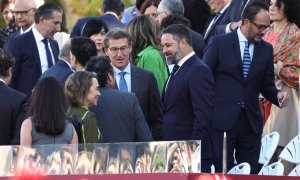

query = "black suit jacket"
[0, 81, 28, 145]
[90, 86, 152, 142]
[190, 29, 205, 58]
[129, 65, 163, 140]
[3, 30, 20, 49]
[41, 59, 73, 86]
[70, 14, 125, 38]
[5, 30, 59, 96]
[182, 0, 211, 34]
[203, 30, 279, 134]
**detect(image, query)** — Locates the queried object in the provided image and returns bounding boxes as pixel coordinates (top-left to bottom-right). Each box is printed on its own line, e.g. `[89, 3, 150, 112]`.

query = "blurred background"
[0, 0, 133, 32]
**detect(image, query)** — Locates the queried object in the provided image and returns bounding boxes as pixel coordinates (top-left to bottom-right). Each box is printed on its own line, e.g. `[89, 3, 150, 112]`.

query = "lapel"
[130, 64, 140, 92]
[27, 30, 42, 73]
[245, 41, 261, 82]
[49, 39, 59, 63]
[231, 30, 244, 82]
[164, 55, 195, 104]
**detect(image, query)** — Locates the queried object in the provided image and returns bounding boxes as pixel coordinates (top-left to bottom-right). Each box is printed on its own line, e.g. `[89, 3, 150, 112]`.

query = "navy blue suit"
[203, 30, 279, 173]
[5, 30, 59, 96]
[162, 54, 217, 172]
[70, 14, 125, 38]
[41, 59, 73, 86]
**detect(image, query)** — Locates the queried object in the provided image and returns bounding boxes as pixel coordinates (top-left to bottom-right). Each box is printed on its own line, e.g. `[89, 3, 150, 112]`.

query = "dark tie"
[118, 71, 128, 92]
[42, 38, 53, 68]
[170, 64, 180, 78]
[204, 12, 221, 40]
[242, 41, 251, 79]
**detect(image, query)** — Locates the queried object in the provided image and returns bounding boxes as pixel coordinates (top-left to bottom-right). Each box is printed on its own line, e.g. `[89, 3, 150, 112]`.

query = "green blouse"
[135, 45, 168, 95]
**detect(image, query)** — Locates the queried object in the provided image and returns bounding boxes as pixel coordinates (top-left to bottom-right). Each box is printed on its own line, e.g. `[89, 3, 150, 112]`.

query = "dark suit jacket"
[214, 0, 252, 35]
[182, 0, 211, 34]
[70, 14, 125, 38]
[3, 30, 20, 49]
[41, 59, 73, 86]
[190, 29, 205, 58]
[0, 81, 28, 145]
[130, 65, 163, 140]
[5, 30, 59, 96]
[162, 54, 217, 159]
[90, 86, 152, 142]
[203, 30, 279, 134]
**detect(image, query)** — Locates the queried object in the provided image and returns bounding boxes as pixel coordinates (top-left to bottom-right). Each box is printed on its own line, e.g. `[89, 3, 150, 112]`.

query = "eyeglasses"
[109, 46, 129, 55]
[12, 8, 34, 16]
[251, 21, 270, 32]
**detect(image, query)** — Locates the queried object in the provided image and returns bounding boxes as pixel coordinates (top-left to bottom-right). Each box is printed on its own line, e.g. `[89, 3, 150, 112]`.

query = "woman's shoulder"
[138, 45, 162, 57]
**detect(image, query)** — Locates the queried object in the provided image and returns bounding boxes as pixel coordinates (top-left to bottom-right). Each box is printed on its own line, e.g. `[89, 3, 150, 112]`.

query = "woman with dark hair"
[127, 15, 168, 94]
[140, 0, 161, 21]
[65, 71, 101, 144]
[262, 0, 300, 171]
[81, 18, 108, 56]
[20, 77, 78, 145]
[1, 0, 18, 35]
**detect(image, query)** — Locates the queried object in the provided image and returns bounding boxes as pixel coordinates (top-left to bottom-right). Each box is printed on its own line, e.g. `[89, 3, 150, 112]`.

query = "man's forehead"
[108, 38, 129, 46]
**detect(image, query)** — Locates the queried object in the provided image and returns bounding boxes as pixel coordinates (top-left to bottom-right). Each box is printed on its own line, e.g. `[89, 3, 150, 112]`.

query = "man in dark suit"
[161, 24, 217, 173]
[6, 3, 62, 96]
[103, 28, 163, 141]
[4, 0, 37, 49]
[203, 2, 288, 173]
[0, 49, 28, 145]
[214, 0, 254, 35]
[70, 0, 125, 38]
[41, 40, 73, 85]
[182, 0, 211, 34]
[202, 0, 231, 45]
[86, 56, 152, 142]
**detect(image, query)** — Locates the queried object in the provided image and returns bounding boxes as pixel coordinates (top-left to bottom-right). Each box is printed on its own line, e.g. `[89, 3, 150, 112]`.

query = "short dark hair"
[65, 71, 98, 107]
[102, 0, 125, 16]
[34, 3, 63, 23]
[161, 24, 192, 46]
[273, 0, 300, 24]
[135, 0, 147, 10]
[242, 1, 268, 23]
[103, 28, 132, 48]
[71, 37, 97, 67]
[86, 56, 113, 88]
[0, 49, 14, 77]
[160, 14, 191, 31]
[30, 76, 67, 136]
[81, 18, 108, 37]
[1, 0, 11, 12]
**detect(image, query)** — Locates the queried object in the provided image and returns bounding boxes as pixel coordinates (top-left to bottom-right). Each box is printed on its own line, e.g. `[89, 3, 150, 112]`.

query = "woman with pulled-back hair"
[20, 76, 78, 145]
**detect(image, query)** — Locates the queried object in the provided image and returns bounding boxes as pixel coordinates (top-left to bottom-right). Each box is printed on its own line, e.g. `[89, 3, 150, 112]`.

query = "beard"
[165, 47, 182, 65]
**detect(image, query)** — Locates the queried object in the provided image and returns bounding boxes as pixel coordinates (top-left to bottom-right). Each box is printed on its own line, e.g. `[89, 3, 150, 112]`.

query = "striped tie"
[242, 41, 251, 79]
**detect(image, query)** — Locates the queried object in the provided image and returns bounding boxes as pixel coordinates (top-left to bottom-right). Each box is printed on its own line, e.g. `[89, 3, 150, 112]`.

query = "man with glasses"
[203, 2, 288, 173]
[4, 0, 37, 48]
[103, 28, 163, 141]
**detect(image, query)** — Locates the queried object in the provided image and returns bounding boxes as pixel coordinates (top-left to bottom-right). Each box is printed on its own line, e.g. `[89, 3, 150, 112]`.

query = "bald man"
[4, 0, 37, 48]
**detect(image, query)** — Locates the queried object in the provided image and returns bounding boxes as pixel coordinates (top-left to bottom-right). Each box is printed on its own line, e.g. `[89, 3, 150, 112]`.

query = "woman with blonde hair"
[65, 71, 101, 144]
[127, 15, 168, 94]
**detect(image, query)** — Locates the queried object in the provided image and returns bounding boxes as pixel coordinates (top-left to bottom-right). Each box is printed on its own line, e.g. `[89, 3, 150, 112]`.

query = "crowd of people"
[0, 0, 299, 175]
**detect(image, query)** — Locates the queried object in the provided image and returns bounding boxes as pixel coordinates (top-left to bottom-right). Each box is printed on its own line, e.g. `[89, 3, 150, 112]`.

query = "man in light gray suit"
[86, 56, 152, 143]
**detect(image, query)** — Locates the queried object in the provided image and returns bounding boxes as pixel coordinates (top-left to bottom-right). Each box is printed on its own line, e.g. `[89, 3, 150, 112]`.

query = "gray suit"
[90, 86, 152, 143]
[130, 65, 163, 140]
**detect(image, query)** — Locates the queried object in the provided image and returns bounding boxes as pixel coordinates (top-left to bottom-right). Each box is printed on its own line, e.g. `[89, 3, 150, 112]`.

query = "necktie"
[204, 12, 221, 40]
[42, 38, 53, 68]
[119, 71, 128, 92]
[242, 41, 251, 79]
[166, 64, 180, 90]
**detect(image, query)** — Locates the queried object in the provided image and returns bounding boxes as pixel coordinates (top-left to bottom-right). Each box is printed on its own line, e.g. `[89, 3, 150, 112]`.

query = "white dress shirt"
[237, 28, 254, 60]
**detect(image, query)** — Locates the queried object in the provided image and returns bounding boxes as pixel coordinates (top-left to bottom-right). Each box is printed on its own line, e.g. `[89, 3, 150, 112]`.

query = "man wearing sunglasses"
[203, 2, 288, 174]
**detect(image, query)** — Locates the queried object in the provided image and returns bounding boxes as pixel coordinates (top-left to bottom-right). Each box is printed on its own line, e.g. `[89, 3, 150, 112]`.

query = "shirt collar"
[113, 62, 131, 75]
[32, 26, 45, 43]
[21, 23, 35, 34]
[104, 12, 119, 19]
[237, 27, 248, 43]
[177, 51, 195, 67]
[220, 2, 230, 13]
[0, 78, 6, 85]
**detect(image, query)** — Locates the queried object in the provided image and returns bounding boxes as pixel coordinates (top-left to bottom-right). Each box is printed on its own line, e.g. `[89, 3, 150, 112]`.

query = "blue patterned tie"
[42, 38, 53, 68]
[242, 41, 251, 79]
[119, 71, 128, 92]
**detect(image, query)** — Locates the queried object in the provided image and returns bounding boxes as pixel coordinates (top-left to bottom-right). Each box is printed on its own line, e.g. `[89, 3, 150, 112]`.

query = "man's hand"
[229, 21, 242, 31]
[277, 91, 289, 107]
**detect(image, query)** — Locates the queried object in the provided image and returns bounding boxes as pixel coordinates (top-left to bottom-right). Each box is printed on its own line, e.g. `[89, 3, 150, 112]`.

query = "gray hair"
[158, 0, 184, 15]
